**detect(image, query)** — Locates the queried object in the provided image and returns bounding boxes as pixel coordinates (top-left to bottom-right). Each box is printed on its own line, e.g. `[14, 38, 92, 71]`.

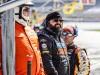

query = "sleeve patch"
[41, 43, 47, 49]
[79, 50, 87, 61]
[42, 50, 49, 54]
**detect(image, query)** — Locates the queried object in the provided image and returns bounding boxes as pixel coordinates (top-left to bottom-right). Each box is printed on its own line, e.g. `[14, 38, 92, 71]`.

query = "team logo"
[42, 43, 47, 49]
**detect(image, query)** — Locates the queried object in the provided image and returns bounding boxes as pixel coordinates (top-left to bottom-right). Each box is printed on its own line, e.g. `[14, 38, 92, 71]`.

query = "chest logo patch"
[42, 43, 47, 49]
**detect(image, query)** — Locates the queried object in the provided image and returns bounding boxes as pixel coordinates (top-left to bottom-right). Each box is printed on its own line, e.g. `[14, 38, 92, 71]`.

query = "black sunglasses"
[54, 19, 63, 22]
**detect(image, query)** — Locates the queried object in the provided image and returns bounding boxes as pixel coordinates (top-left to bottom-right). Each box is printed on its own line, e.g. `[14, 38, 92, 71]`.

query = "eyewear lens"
[54, 19, 63, 22]
[62, 32, 73, 37]
[67, 34, 73, 37]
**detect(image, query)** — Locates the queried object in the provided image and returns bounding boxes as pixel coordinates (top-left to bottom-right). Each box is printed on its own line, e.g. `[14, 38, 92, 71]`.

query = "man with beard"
[38, 11, 69, 75]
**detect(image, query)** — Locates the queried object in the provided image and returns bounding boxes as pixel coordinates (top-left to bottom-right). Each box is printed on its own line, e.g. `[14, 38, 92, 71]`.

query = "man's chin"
[56, 25, 61, 28]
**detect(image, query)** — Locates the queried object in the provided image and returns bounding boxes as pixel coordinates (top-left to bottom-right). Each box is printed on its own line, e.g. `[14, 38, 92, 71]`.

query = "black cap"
[46, 11, 62, 21]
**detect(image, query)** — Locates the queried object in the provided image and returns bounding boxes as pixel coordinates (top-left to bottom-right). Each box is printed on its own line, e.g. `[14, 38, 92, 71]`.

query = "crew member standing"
[38, 11, 69, 75]
[62, 25, 90, 75]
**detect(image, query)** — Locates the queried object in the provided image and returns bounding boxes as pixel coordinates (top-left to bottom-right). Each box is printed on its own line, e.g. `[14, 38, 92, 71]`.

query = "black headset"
[72, 27, 78, 36]
[41, 19, 49, 27]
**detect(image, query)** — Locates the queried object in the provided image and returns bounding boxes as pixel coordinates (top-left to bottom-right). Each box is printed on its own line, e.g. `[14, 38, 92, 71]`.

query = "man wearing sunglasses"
[38, 11, 69, 75]
[63, 25, 90, 75]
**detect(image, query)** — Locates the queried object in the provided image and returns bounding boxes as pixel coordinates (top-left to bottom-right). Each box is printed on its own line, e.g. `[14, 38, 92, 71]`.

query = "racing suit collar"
[67, 42, 74, 48]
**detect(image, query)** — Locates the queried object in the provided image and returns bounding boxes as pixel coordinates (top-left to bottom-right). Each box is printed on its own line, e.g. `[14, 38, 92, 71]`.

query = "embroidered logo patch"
[42, 43, 47, 49]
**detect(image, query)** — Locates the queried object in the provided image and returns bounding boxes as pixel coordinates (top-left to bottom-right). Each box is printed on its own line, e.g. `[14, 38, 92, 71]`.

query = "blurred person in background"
[38, 11, 69, 75]
[30, 10, 38, 25]
[34, 23, 40, 34]
[29, 9, 38, 29]
[62, 25, 90, 75]
[0, 1, 45, 75]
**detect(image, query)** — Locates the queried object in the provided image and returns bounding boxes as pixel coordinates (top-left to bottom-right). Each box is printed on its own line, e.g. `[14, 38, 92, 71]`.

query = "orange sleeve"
[37, 50, 46, 75]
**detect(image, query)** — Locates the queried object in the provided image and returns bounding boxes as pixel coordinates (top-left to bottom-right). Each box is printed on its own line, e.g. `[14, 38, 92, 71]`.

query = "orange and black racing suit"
[38, 28, 69, 75]
[67, 43, 90, 75]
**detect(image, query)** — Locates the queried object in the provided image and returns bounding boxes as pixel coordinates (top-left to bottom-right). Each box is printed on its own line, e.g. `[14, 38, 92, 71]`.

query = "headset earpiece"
[73, 27, 78, 36]
[40, 19, 49, 28]
[43, 19, 49, 27]
[43, 20, 47, 27]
